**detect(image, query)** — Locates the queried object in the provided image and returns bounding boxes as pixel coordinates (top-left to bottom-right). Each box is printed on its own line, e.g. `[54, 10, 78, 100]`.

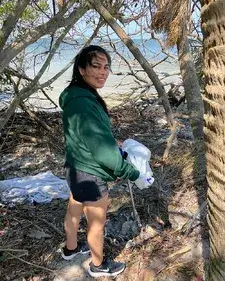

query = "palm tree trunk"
[201, 0, 225, 280]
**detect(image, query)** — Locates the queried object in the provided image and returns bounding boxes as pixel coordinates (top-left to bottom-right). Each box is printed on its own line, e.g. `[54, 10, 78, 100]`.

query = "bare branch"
[32, 22, 74, 84]
[110, 42, 148, 84]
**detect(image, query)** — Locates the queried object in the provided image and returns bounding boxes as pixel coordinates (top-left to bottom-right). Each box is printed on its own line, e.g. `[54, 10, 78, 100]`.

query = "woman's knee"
[88, 221, 105, 233]
[84, 196, 108, 229]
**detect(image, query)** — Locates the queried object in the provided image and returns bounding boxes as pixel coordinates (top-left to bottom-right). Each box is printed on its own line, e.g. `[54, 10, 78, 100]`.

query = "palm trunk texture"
[201, 1, 225, 280]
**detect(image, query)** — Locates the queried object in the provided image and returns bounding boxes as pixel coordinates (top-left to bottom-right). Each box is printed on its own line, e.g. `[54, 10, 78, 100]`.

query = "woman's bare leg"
[83, 195, 108, 266]
[64, 193, 83, 250]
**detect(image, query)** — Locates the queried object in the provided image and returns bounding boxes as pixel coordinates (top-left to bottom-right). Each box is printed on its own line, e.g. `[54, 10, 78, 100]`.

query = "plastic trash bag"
[122, 139, 154, 189]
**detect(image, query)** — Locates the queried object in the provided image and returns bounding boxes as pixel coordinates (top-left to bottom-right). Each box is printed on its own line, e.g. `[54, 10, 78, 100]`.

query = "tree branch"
[0, 17, 103, 132]
[0, 3, 88, 74]
[88, 0, 175, 128]
[0, 0, 30, 52]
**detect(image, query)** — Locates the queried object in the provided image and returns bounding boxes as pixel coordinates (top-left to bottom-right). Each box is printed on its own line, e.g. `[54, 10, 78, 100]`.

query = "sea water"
[1, 37, 181, 109]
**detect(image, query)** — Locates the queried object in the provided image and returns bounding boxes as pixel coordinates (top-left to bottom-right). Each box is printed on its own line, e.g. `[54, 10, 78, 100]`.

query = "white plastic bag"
[122, 139, 154, 189]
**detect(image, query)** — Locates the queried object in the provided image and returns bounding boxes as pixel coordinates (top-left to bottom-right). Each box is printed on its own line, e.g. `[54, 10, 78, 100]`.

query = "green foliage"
[0, 73, 13, 91]
[0, 1, 14, 19]
[22, 0, 48, 21]
[0, 0, 48, 22]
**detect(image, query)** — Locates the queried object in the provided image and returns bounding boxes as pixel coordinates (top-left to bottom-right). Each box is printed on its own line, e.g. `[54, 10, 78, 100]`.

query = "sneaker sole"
[87, 266, 125, 277]
[61, 250, 91, 260]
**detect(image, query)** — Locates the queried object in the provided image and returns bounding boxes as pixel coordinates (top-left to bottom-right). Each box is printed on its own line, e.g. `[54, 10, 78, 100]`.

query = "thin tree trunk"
[201, 0, 225, 280]
[177, 34, 204, 140]
[153, 0, 204, 141]
[88, 0, 175, 128]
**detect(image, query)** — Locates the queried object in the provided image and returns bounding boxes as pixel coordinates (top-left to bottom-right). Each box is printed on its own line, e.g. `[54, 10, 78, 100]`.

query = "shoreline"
[0, 61, 181, 111]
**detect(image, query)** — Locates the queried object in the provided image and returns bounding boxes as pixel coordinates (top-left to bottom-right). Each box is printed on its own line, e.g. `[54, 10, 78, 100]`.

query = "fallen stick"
[7, 252, 55, 274]
[39, 218, 64, 237]
[181, 200, 207, 236]
[140, 245, 191, 280]
[163, 121, 179, 160]
[0, 248, 28, 254]
[167, 246, 191, 262]
[128, 180, 142, 228]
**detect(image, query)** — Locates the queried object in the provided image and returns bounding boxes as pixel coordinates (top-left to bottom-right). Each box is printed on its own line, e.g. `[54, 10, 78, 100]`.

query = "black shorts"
[64, 162, 108, 203]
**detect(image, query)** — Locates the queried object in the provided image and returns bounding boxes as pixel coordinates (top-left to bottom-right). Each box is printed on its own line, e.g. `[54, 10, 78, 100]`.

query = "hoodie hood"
[59, 86, 97, 110]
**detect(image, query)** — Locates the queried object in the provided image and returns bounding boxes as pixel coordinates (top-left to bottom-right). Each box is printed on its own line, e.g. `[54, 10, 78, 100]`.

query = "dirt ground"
[0, 101, 208, 281]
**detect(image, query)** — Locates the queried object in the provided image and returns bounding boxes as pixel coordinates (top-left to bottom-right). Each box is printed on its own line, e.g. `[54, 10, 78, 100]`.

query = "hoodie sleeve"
[78, 110, 139, 181]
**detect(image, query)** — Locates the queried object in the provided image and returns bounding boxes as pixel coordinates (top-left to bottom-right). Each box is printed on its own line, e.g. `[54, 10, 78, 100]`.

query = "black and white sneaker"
[88, 258, 125, 277]
[61, 242, 90, 260]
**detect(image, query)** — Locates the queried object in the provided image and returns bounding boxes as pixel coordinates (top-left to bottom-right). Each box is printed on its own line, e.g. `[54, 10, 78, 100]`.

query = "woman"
[59, 45, 145, 278]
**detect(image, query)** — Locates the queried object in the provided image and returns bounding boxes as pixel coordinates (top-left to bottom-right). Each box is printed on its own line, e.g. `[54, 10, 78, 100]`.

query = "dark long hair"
[68, 45, 111, 115]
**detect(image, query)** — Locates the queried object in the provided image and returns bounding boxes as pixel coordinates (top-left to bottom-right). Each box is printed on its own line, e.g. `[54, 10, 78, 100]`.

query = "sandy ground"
[1, 59, 207, 281]
[0, 105, 207, 281]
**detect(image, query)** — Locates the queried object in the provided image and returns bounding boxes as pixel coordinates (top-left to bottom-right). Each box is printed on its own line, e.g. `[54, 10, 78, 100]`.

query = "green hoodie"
[59, 86, 139, 182]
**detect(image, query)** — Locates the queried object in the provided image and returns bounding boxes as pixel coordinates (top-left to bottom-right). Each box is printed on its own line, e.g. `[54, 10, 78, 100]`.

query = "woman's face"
[79, 53, 110, 89]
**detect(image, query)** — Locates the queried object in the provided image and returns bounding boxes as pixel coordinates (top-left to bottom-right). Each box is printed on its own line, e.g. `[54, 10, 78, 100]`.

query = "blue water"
[1, 37, 179, 108]
[26, 36, 178, 70]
